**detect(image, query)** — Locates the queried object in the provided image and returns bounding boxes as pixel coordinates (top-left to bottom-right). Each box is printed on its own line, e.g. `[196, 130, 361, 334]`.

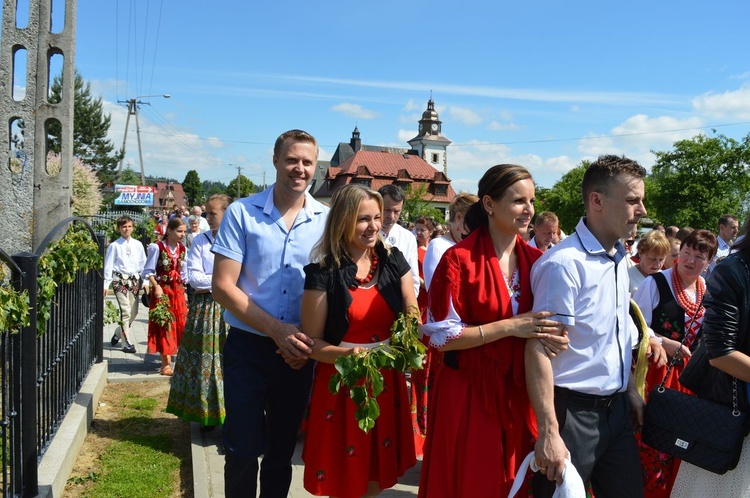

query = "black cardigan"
[303, 243, 411, 346]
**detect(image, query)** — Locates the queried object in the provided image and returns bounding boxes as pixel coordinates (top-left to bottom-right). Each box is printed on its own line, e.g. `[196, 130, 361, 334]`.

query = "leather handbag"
[642, 296, 750, 475]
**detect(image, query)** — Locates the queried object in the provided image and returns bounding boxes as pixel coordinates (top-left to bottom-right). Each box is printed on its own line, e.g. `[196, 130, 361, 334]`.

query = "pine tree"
[182, 170, 204, 205]
[47, 70, 122, 182]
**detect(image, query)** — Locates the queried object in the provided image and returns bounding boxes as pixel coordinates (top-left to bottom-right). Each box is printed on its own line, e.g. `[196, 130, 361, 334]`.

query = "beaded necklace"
[671, 263, 705, 318]
[354, 254, 379, 286]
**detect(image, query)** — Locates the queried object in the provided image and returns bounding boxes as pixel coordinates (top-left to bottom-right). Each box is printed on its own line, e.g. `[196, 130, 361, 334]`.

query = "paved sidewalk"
[104, 295, 421, 497]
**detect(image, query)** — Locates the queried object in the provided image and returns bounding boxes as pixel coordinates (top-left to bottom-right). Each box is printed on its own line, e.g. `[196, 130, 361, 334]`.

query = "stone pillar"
[0, 0, 77, 253]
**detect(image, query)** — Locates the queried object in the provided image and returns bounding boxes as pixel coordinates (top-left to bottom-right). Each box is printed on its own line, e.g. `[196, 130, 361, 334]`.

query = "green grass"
[65, 383, 192, 498]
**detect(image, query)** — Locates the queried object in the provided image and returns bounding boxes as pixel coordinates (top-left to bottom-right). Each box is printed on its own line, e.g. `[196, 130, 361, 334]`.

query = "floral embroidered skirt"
[166, 292, 226, 426]
[302, 361, 416, 498]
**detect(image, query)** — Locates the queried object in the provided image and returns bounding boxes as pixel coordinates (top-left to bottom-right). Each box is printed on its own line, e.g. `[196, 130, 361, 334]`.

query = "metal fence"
[0, 217, 103, 497]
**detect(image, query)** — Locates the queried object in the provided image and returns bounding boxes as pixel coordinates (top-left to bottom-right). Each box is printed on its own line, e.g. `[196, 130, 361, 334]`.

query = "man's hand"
[270, 322, 314, 361]
[534, 431, 569, 485]
[627, 379, 646, 428]
[275, 349, 309, 370]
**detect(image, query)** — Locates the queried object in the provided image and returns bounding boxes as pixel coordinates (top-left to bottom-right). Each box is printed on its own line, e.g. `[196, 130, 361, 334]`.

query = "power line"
[147, 0, 165, 97]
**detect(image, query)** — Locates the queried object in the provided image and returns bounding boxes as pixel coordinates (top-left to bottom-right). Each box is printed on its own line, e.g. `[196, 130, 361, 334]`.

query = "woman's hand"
[662, 336, 691, 361]
[153, 284, 164, 300]
[511, 311, 567, 356]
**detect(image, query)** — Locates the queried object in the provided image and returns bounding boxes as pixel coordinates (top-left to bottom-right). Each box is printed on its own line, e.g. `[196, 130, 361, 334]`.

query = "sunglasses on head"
[625, 239, 635, 245]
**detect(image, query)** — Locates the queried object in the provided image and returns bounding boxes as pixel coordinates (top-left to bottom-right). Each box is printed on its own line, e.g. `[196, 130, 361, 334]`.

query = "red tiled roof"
[338, 150, 439, 180]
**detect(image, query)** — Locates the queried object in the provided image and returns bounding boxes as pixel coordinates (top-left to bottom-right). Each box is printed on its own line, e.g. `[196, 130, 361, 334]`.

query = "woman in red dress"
[301, 184, 418, 498]
[419, 164, 567, 498]
[144, 217, 188, 376]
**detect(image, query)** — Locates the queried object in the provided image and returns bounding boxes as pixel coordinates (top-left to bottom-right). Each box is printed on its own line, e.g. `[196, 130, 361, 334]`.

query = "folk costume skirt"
[166, 292, 227, 426]
[147, 282, 187, 355]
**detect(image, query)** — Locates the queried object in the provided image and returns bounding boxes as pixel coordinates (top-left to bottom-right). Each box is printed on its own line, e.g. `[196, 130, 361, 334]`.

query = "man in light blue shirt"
[212, 129, 328, 498]
[527, 155, 649, 498]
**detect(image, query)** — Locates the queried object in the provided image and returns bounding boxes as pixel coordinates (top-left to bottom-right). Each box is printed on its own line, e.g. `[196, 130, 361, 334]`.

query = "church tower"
[408, 98, 452, 175]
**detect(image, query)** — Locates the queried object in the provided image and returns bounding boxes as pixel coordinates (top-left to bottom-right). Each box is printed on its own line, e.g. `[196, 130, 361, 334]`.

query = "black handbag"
[642, 295, 750, 475]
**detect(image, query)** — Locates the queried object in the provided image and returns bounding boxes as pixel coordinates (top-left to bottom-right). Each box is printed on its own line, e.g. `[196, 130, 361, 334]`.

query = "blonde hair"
[311, 184, 386, 268]
[637, 229, 670, 257]
[448, 192, 479, 223]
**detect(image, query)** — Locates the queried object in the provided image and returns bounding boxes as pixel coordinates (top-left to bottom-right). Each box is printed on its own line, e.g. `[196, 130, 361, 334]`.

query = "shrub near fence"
[0, 217, 104, 497]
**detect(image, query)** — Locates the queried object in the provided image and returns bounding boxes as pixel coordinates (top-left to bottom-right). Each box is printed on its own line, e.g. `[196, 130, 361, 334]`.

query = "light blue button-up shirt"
[531, 217, 635, 396]
[211, 185, 328, 335]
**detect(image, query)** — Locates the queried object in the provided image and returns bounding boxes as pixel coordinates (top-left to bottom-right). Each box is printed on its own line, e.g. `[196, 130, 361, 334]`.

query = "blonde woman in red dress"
[144, 217, 188, 376]
[300, 184, 418, 498]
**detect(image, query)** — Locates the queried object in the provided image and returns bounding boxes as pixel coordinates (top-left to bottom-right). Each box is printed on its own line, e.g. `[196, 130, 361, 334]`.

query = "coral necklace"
[671, 264, 705, 318]
[354, 254, 379, 286]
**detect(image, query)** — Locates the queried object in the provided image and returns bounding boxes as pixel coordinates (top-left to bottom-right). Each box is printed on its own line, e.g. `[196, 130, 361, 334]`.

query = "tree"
[70, 157, 103, 216]
[226, 174, 256, 199]
[47, 70, 122, 183]
[203, 180, 228, 198]
[401, 183, 444, 223]
[182, 170, 204, 205]
[117, 167, 142, 186]
[648, 133, 750, 230]
[537, 162, 588, 234]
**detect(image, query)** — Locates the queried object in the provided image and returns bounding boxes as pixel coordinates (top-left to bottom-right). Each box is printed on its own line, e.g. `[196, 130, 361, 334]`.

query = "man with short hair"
[707, 214, 738, 275]
[377, 184, 420, 298]
[190, 205, 210, 232]
[212, 129, 328, 498]
[529, 212, 559, 252]
[527, 155, 649, 497]
[665, 225, 679, 238]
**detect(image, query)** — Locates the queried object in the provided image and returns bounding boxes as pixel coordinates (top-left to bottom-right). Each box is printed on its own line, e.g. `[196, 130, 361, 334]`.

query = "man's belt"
[554, 386, 619, 410]
[113, 271, 140, 280]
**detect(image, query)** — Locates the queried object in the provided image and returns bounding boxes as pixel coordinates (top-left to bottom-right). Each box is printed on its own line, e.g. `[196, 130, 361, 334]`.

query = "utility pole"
[230, 164, 242, 199]
[117, 94, 171, 185]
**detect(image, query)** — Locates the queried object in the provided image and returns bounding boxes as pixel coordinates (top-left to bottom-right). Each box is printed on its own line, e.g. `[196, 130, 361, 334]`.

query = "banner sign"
[113, 185, 154, 206]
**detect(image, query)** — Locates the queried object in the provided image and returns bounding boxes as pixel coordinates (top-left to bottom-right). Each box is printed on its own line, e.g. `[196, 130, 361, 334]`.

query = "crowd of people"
[102, 128, 750, 498]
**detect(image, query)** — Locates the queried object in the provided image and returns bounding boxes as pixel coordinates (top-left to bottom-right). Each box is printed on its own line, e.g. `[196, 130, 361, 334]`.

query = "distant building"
[152, 182, 188, 211]
[310, 98, 456, 218]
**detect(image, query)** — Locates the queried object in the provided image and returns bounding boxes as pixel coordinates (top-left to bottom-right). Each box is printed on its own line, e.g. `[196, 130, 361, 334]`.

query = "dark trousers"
[222, 328, 314, 498]
[532, 388, 644, 498]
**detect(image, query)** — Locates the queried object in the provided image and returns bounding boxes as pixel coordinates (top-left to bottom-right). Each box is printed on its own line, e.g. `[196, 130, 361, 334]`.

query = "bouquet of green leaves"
[149, 295, 174, 328]
[329, 309, 426, 433]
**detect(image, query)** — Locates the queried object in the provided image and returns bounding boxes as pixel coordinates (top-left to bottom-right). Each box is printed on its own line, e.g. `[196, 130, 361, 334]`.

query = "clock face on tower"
[431, 123, 438, 132]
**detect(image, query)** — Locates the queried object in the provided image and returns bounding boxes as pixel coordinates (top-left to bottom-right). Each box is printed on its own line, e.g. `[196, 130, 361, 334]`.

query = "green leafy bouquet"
[328, 309, 426, 433]
[149, 295, 174, 328]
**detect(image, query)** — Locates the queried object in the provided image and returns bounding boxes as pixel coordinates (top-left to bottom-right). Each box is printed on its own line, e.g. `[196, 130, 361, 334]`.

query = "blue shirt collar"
[576, 217, 627, 264]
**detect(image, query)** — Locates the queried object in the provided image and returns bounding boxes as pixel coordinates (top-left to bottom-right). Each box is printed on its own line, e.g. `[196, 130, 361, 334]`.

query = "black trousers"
[222, 328, 314, 498]
[532, 388, 644, 498]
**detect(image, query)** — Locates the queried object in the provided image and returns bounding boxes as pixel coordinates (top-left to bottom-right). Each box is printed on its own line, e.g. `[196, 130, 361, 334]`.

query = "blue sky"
[59, 1, 750, 192]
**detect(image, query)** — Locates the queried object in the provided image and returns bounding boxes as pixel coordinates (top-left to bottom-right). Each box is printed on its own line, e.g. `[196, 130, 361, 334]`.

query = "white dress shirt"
[423, 235, 454, 290]
[103, 236, 147, 289]
[380, 223, 420, 298]
[531, 218, 636, 396]
[187, 231, 215, 291]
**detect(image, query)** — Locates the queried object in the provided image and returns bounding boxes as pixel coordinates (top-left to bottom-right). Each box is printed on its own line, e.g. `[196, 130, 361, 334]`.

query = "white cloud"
[487, 121, 520, 131]
[330, 102, 379, 119]
[691, 85, 750, 120]
[578, 114, 704, 169]
[205, 137, 224, 148]
[403, 99, 419, 111]
[730, 71, 750, 80]
[570, 105, 580, 113]
[448, 106, 483, 126]
[398, 129, 416, 143]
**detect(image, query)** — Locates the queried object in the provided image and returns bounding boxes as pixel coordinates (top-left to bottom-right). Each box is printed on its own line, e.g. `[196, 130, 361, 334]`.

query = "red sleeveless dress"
[302, 285, 416, 498]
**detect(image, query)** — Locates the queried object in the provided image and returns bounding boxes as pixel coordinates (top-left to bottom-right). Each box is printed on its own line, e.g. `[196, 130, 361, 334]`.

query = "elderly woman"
[633, 229, 718, 498]
[671, 218, 750, 496]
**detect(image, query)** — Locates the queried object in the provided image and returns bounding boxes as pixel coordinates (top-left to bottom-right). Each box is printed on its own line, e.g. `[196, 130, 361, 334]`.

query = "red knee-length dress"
[147, 240, 188, 355]
[302, 284, 416, 498]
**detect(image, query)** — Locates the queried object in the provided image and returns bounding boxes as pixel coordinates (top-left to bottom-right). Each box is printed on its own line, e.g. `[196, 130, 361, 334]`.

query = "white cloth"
[507, 451, 586, 498]
[142, 242, 188, 283]
[381, 223, 420, 298]
[186, 231, 215, 291]
[198, 216, 210, 232]
[707, 236, 732, 277]
[671, 436, 750, 497]
[627, 264, 648, 296]
[103, 236, 147, 289]
[423, 235, 454, 290]
[531, 218, 636, 396]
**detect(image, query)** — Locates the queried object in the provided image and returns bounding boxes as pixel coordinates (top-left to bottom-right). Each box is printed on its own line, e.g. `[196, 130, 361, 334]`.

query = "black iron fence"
[0, 217, 103, 497]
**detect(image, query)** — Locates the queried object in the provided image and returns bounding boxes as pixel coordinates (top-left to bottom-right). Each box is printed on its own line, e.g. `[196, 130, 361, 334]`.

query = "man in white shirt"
[528, 211, 559, 252]
[103, 216, 147, 353]
[706, 214, 738, 276]
[191, 205, 211, 232]
[527, 155, 649, 497]
[377, 185, 420, 298]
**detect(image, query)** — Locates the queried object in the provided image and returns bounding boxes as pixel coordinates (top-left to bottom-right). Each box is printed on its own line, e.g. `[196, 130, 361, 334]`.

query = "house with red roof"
[310, 99, 456, 219]
[151, 181, 189, 211]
